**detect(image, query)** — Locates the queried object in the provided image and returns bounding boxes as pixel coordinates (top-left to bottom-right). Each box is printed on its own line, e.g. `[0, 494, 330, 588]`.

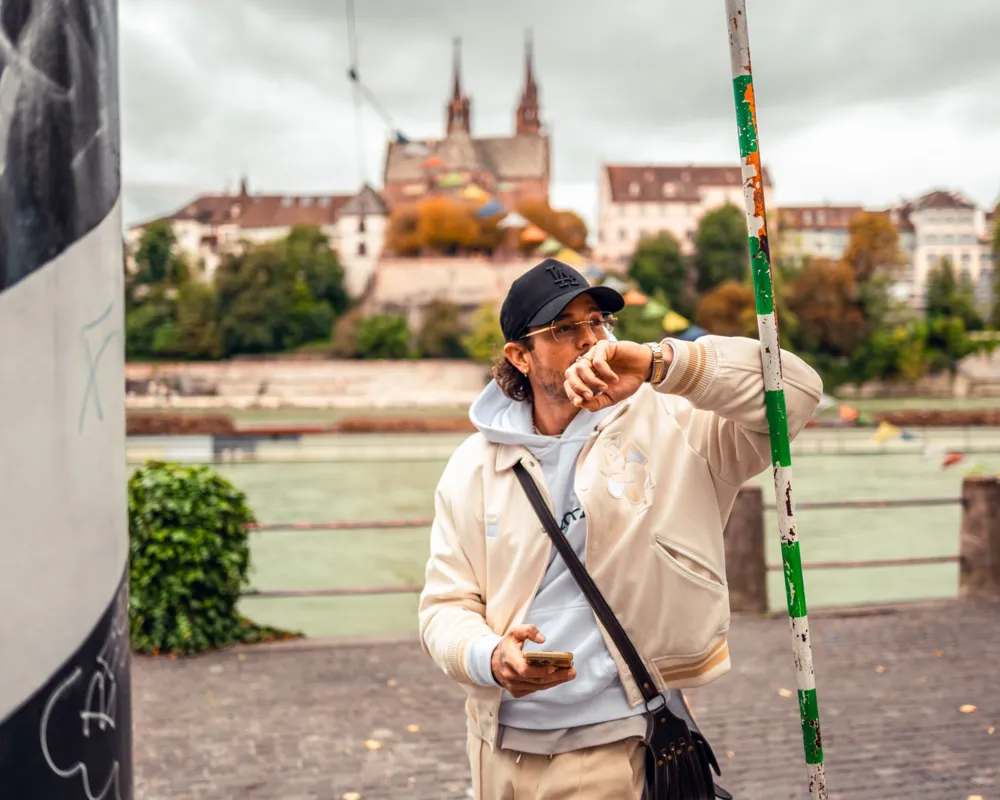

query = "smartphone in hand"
[523, 650, 574, 669]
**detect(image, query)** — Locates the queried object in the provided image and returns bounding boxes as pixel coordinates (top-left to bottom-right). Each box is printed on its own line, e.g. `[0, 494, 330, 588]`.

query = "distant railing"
[240, 493, 977, 603]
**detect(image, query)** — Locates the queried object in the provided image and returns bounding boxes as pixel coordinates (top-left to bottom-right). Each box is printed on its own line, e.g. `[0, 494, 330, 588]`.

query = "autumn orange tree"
[386, 196, 501, 256]
[786, 259, 868, 356]
[842, 212, 905, 283]
[517, 197, 588, 251]
[696, 281, 756, 337]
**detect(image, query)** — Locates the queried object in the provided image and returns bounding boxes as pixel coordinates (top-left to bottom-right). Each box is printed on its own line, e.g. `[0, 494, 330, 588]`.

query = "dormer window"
[629, 182, 640, 197]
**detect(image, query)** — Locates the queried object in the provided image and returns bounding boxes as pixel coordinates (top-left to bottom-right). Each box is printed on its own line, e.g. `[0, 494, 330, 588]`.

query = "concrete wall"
[125, 359, 491, 409]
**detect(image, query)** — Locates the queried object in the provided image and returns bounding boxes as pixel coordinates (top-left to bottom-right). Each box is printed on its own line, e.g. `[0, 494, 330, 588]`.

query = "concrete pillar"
[723, 484, 768, 613]
[0, 0, 131, 797]
[959, 476, 1000, 600]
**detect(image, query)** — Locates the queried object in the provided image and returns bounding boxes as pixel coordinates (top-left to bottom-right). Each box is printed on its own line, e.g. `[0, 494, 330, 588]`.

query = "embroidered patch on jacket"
[600, 433, 654, 510]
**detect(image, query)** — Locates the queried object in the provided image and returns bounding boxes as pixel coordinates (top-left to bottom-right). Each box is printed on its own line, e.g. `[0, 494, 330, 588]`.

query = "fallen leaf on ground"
[363, 740, 382, 751]
[387, 679, 399, 688]
[967, 795, 983, 800]
[343, 793, 361, 800]
[875, 665, 885, 673]
[933, 650, 944, 657]
[960, 705, 977, 714]
[237, 653, 246, 661]
[407, 724, 420, 733]
[987, 727, 995, 735]
[726, 751, 735, 759]
[778, 688, 793, 698]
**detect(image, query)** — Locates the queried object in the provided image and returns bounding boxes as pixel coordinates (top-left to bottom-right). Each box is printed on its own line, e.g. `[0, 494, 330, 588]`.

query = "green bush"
[356, 313, 412, 359]
[128, 461, 295, 655]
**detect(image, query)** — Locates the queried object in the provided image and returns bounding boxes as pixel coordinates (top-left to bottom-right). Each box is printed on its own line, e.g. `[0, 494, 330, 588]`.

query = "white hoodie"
[465, 381, 650, 731]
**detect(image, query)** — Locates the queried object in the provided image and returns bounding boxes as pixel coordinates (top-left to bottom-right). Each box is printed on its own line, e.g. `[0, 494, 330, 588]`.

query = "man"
[418, 258, 822, 798]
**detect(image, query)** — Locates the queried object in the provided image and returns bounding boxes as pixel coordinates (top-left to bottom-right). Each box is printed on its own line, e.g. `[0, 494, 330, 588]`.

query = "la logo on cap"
[546, 262, 579, 289]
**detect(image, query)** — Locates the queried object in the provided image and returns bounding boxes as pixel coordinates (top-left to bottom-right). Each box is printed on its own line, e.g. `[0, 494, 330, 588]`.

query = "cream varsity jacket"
[418, 335, 823, 750]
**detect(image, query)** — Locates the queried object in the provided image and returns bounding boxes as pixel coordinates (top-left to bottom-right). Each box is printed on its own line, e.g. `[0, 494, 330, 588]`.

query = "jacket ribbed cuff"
[655, 338, 719, 403]
[466, 632, 503, 687]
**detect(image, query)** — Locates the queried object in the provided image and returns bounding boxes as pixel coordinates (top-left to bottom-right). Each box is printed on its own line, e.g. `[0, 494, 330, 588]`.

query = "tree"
[842, 212, 904, 283]
[174, 282, 222, 359]
[213, 229, 349, 357]
[627, 232, 691, 315]
[416, 196, 480, 255]
[786, 259, 867, 356]
[284, 226, 349, 316]
[461, 303, 505, 364]
[356, 313, 411, 359]
[417, 299, 467, 358]
[925, 257, 981, 330]
[696, 281, 756, 337]
[517, 197, 588, 251]
[385, 205, 423, 256]
[132, 222, 188, 287]
[693, 204, 749, 292]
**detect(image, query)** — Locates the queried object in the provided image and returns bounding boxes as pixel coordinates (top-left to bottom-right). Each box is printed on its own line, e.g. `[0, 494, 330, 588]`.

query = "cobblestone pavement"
[133, 601, 1000, 800]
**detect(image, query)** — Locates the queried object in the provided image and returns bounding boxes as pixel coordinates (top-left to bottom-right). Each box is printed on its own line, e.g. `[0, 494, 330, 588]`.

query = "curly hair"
[490, 340, 534, 402]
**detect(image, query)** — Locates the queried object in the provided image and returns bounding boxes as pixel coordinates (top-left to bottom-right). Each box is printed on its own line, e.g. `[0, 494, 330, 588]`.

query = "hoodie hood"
[469, 380, 615, 459]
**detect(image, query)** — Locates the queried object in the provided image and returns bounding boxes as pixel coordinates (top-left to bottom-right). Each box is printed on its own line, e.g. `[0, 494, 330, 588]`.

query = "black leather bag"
[513, 461, 733, 800]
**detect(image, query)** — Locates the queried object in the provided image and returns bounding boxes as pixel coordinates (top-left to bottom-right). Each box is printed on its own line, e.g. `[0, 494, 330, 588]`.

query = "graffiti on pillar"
[0, 0, 121, 293]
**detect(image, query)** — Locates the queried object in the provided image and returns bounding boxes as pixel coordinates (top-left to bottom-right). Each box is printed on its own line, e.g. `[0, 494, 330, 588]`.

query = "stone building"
[380, 34, 550, 211]
[595, 164, 774, 266]
[126, 180, 387, 298]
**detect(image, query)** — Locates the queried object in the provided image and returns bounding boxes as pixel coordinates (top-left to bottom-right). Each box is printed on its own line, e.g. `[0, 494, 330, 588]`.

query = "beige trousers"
[467, 732, 647, 799]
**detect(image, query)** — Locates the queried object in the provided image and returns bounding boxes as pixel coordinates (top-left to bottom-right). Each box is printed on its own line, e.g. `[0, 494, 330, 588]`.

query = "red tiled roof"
[155, 192, 352, 229]
[778, 205, 864, 231]
[603, 164, 772, 204]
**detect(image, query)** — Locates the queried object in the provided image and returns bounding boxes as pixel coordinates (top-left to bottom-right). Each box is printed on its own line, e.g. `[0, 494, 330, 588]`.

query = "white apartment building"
[776, 205, 865, 266]
[888, 190, 996, 307]
[595, 164, 775, 266]
[127, 180, 388, 298]
[778, 191, 997, 308]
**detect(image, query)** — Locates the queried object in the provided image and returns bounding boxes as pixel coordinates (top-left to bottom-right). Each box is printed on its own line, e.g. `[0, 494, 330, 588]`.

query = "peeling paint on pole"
[724, 1, 829, 797]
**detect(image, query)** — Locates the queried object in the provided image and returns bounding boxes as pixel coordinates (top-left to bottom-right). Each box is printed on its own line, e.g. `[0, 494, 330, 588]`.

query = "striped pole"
[724, 2, 828, 798]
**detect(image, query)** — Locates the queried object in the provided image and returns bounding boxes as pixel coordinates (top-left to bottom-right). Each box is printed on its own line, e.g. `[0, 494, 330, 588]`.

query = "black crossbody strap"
[512, 460, 660, 704]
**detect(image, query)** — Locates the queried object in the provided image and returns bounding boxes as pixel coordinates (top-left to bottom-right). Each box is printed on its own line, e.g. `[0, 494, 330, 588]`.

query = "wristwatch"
[644, 341, 667, 384]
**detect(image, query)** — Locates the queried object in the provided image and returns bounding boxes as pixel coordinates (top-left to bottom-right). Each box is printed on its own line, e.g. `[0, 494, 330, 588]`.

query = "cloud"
[119, 0, 1000, 228]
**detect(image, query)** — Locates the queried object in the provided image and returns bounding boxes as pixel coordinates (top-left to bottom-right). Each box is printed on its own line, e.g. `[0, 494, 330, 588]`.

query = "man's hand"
[490, 625, 576, 699]
[564, 339, 668, 411]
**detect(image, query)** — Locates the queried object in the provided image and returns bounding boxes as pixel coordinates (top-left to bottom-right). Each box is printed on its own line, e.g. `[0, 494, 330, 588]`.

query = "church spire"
[446, 37, 471, 135]
[516, 29, 541, 135]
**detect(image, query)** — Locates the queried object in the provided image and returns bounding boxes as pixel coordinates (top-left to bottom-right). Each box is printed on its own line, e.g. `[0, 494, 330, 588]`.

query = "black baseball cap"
[500, 259, 625, 342]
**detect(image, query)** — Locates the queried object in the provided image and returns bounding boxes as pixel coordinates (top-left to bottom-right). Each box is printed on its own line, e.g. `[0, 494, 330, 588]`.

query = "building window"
[319, 197, 331, 207]
[662, 182, 675, 197]
[619, 229, 627, 241]
[358, 242, 367, 256]
[803, 212, 813, 225]
[817, 211, 827, 225]
[629, 182, 640, 197]
[301, 197, 313, 206]
[281, 197, 293, 207]
[358, 217, 366, 233]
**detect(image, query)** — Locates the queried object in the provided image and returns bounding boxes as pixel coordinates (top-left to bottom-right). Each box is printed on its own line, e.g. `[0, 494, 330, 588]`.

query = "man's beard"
[533, 364, 572, 406]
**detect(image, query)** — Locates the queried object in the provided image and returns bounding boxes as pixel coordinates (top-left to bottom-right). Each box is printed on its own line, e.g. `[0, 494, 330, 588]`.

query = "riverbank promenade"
[133, 599, 999, 800]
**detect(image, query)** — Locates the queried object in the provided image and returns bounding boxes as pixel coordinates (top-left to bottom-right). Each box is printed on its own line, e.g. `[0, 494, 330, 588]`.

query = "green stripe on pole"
[781, 541, 808, 618]
[750, 238, 774, 314]
[799, 689, 824, 763]
[732, 74, 758, 155]
[764, 390, 791, 466]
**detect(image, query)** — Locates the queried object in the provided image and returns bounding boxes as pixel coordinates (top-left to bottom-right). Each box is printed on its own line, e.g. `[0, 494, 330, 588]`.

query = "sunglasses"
[522, 313, 617, 344]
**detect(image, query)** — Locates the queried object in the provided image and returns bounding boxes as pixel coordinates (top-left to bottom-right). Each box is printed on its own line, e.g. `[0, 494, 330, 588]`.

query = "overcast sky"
[121, 0, 1000, 232]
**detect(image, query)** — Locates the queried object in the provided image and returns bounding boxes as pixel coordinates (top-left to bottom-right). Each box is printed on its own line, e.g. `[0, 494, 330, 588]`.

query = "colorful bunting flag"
[497, 211, 529, 229]
[838, 404, 860, 424]
[662, 310, 691, 333]
[622, 289, 648, 306]
[521, 225, 547, 244]
[437, 172, 465, 188]
[461, 184, 489, 201]
[537, 237, 562, 255]
[872, 421, 901, 444]
[555, 248, 585, 266]
[476, 198, 505, 218]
